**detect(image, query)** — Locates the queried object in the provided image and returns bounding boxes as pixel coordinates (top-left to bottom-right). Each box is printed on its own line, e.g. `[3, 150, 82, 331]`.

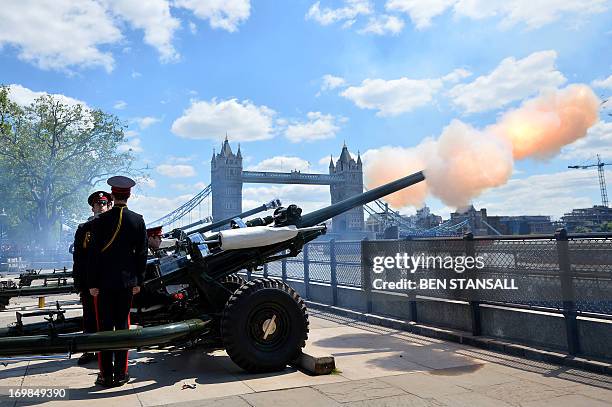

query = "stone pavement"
[0, 293, 610, 406]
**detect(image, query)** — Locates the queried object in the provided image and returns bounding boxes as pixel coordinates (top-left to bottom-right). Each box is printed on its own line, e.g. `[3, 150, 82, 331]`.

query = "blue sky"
[1, 0, 611, 224]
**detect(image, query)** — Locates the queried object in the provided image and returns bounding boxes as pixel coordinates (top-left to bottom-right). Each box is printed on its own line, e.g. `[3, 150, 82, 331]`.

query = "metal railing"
[0, 250, 72, 274]
[246, 230, 612, 356]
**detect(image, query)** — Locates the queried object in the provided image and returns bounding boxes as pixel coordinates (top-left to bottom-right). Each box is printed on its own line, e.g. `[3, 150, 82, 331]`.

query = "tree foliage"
[0, 85, 139, 247]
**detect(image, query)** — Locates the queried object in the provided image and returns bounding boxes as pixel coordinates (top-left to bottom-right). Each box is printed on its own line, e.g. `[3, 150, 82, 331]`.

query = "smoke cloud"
[489, 84, 600, 160]
[363, 84, 600, 210]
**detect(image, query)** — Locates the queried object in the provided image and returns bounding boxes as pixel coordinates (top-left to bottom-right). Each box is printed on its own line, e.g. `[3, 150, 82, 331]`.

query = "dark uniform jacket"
[87, 204, 147, 289]
[72, 217, 94, 292]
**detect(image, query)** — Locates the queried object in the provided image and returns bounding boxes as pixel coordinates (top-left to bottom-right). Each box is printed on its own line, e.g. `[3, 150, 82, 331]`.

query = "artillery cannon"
[18, 268, 73, 287]
[0, 200, 282, 310]
[0, 171, 425, 372]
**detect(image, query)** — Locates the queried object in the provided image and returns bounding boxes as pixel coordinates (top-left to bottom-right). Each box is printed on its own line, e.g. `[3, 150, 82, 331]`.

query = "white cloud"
[358, 14, 405, 35]
[441, 68, 472, 83]
[454, 0, 609, 30]
[134, 116, 161, 129]
[131, 71, 142, 78]
[174, 0, 250, 32]
[560, 121, 612, 160]
[306, 0, 372, 26]
[247, 156, 312, 172]
[118, 137, 143, 153]
[7, 84, 88, 108]
[167, 155, 196, 164]
[135, 177, 157, 189]
[0, 0, 190, 72]
[448, 50, 566, 113]
[189, 21, 197, 34]
[0, 0, 121, 72]
[156, 164, 196, 177]
[475, 169, 609, 218]
[592, 74, 612, 90]
[341, 77, 444, 116]
[114, 100, 128, 109]
[386, 0, 455, 29]
[321, 74, 347, 91]
[171, 98, 276, 142]
[106, 0, 180, 62]
[385, 0, 609, 30]
[284, 112, 344, 143]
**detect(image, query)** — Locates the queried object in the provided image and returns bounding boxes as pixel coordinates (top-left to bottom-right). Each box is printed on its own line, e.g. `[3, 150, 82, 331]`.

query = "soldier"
[146, 226, 163, 255]
[72, 191, 112, 365]
[87, 176, 147, 387]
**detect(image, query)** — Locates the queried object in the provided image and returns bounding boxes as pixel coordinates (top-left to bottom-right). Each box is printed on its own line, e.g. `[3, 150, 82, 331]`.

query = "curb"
[306, 301, 611, 376]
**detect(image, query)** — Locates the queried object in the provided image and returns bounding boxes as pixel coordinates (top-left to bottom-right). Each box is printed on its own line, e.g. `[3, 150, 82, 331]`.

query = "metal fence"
[248, 230, 612, 355]
[260, 233, 611, 308]
[0, 249, 73, 274]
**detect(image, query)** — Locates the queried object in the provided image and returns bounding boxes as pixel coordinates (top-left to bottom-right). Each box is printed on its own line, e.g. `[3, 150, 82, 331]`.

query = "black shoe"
[78, 352, 97, 365]
[95, 373, 113, 388]
[114, 373, 130, 387]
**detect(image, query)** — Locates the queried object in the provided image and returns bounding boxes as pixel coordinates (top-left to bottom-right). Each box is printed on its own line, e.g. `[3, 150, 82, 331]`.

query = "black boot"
[78, 352, 97, 365]
[114, 373, 130, 387]
[95, 373, 113, 388]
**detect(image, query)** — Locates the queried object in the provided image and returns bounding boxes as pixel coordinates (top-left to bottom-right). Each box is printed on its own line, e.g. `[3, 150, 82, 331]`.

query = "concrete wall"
[416, 299, 472, 332]
[577, 318, 612, 360]
[371, 291, 413, 320]
[479, 305, 568, 350]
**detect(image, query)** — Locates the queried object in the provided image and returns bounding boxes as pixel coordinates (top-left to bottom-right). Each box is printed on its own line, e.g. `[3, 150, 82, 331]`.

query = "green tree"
[573, 226, 592, 233]
[0, 85, 140, 247]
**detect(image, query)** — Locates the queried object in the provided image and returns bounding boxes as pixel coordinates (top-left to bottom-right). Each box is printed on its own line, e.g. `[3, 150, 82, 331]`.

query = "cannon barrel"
[0, 284, 75, 299]
[18, 271, 72, 287]
[189, 199, 281, 235]
[0, 316, 83, 337]
[298, 170, 425, 227]
[0, 318, 209, 356]
[0, 285, 76, 310]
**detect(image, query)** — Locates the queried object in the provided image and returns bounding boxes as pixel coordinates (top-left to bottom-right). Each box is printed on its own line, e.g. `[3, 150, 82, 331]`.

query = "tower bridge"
[150, 139, 465, 238]
[211, 139, 364, 233]
[241, 171, 343, 185]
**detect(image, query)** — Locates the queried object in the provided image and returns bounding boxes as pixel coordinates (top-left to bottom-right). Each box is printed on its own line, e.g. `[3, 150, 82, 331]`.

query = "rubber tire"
[221, 278, 309, 373]
[220, 274, 247, 294]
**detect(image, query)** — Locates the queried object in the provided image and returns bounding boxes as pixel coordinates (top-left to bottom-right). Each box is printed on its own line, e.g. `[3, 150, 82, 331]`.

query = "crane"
[568, 154, 611, 207]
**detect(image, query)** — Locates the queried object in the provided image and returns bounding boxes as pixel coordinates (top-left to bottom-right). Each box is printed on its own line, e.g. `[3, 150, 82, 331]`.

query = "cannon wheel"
[221, 278, 308, 372]
[220, 274, 246, 294]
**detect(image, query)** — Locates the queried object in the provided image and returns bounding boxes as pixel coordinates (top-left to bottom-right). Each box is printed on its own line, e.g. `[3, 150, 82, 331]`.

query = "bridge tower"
[329, 144, 364, 233]
[211, 137, 243, 222]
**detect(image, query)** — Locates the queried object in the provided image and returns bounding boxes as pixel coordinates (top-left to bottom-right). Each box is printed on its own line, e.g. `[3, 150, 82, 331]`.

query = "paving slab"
[161, 396, 251, 407]
[314, 378, 406, 403]
[471, 379, 574, 405]
[348, 393, 444, 407]
[519, 394, 612, 407]
[241, 386, 341, 407]
[334, 351, 429, 380]
[433, 391, 515, 407]
[378, 372, 470, 398]
[564, 383, 612, 402]
[423, 363, 520, 389]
